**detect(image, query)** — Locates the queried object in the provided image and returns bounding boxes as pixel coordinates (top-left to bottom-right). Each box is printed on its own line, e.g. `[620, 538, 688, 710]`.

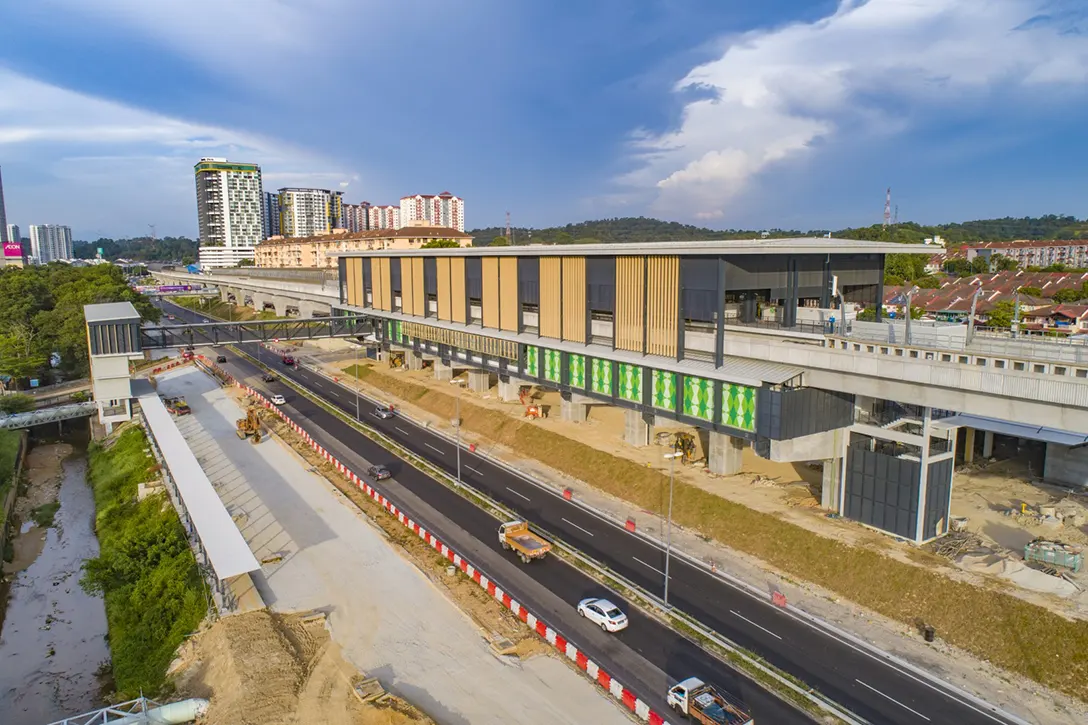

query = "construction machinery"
[656, 431, 698, 464]
[387, 351, 405, 368]
[519, 386, 545, 419]
[235, 407, 262, 443]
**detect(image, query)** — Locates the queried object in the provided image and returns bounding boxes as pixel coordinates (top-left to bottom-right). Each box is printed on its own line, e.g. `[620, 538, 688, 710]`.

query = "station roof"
[84, 301, 142, 323]
[941, 413, 1088, 447]
[332, 237, 927, 258]
[133, 379, 260, 581]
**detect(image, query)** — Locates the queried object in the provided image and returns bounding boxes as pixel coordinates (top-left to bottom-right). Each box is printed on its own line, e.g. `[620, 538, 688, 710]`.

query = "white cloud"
[623, 0, 1088, 219]
[0, 68, 356, 236]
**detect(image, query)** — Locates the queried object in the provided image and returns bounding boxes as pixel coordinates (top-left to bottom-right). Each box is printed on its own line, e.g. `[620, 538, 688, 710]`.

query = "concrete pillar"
[561, 394, 587, 423]
[623, 409, 652, 447]
[468, 370, 491, 393]
[220, 288, 231, 303]
[963, 427, 976, 464]
[708, 432, 745, 475]
[498, 378, 523, 402]
[252, 293, 269, 312]
[821, 458, 842, 511]
[434, 360, 453, 381]
[273, 298, 288, 317]
[298, 301, 316, 318]
[982, 430, 994, 459]
[407, 351, 424, 371]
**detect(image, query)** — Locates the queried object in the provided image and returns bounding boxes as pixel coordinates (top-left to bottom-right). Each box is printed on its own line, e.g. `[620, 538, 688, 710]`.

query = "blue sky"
[0, 0, 1086, 240]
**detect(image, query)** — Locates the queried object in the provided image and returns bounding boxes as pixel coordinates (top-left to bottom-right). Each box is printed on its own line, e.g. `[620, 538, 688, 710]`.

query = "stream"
[0, 444, 109, 725]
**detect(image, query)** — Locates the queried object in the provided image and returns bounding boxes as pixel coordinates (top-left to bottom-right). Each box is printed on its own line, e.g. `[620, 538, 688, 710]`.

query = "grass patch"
[342, 363, 1088, 702]
[30, 502, 61, 528]
[171, 295, 281, 322]
[0, 430, 23, 532]
[81, 426, 207, 698]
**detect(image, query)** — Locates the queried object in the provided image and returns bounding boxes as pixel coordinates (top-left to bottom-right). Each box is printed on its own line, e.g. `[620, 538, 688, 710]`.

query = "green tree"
[236, 258, 255, 267]
[490, 236, 510, 246]
[1052, 287, 1087, 304]
[420, 238, 462, 249]
[992, 254, 1019, 272]
[915, 276, 942, 289]
[986, 300, 1017, 328]
[971, 256, 991, 274]
[1018, 286, 1043, 297]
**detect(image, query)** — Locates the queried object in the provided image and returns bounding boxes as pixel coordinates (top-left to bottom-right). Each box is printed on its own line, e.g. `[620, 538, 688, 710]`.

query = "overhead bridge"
[0, 401, 97, 429]
[141, 315, 373, 349]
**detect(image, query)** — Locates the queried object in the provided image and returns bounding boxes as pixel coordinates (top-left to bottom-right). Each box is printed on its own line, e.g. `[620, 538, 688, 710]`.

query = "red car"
[282, 355, 295, 366]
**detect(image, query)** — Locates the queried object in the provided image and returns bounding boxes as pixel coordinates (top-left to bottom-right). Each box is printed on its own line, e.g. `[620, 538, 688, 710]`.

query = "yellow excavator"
[388, 351, 405, 369]
[656, 430, 698, 464]
[236, 407, 263, 443]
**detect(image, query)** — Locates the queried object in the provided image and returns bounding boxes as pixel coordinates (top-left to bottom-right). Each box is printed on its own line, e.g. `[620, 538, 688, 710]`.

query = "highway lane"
[212, 342, 808, 724]
[155, 300, 1019, 725]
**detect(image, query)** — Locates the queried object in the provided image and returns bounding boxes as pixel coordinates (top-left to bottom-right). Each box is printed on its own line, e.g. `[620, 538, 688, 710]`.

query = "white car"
[270, 394, 286, 405]
[577, 598, 628, 632]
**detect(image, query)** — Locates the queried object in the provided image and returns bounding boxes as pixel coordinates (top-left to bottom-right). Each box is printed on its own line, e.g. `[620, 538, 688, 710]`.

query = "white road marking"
[633, 556, 668, 577]
[729, 610, 782, 640]
[855, 680, 930, 721]
[395, 426, 411, 435]
[425, 443, 445, 455]
[562, 517, 595, 538]
[465, 465, 483, 475]
[505, 486, 531, 502]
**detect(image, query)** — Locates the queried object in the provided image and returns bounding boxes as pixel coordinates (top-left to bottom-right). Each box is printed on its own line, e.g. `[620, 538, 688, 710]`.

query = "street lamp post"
[354, 342, 360, 420]
[663, 451, 682, 607]
[454, 382, 463, 486]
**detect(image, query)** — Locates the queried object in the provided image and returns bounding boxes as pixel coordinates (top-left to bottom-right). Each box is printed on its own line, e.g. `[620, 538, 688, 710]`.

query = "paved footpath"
[156, 367, 633, 725]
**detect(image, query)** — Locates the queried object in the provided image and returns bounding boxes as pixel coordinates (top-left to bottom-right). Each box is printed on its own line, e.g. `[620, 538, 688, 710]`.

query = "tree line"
[0, 264, 159, 387]
[73, 236, 199, 264]
[468, 214, 1088, 247]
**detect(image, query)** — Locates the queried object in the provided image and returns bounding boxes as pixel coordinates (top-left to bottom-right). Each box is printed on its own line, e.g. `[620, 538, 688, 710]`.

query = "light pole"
[354, 342, 360, 420]
[663, 451, 682, 607]
[453, 381, 463, 486]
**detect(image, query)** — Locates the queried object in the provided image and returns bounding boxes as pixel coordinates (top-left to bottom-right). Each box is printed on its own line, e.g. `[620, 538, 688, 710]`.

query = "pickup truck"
[498, 521, 552, 564]
[666, 678, 754, 725]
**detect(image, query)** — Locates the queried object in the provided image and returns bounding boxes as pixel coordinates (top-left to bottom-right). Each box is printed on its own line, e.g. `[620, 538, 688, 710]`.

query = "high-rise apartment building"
[368, 205, 401, 230]
[341, 202, 371, 233]
[5, 224, 18, 244]
[194, 157, 264, 268]
[277, 187, 344, 238]
[0, 166, 8, 244]
[29, 224, 73, 263]
[400, 192, 464, 232]
[262, 191, 281, 239]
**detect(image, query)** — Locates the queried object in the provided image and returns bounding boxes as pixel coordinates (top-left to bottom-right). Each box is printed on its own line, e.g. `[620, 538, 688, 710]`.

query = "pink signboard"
[3, 242, 22, 258]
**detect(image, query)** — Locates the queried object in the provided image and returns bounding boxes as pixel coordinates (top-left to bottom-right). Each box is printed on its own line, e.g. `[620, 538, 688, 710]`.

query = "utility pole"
[455, 383, 462, 486]
[663, 451, 682, 607]
[967, 286, 982, 345]
[354, 342, 360, 420]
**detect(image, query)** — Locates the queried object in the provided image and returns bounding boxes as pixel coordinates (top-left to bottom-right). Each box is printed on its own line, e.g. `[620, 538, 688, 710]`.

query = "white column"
[708, 432, 745, 475]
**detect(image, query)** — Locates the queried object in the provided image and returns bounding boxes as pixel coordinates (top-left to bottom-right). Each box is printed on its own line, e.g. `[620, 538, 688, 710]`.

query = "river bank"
[0, 441, 110, 725]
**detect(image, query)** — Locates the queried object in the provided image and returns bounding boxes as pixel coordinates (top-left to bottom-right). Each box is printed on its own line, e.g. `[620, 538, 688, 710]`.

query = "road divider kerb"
[195, 354, 672, 725]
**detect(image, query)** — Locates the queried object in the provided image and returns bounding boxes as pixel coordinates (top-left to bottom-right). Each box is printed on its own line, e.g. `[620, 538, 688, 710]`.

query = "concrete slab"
[156, 367, 631, 725]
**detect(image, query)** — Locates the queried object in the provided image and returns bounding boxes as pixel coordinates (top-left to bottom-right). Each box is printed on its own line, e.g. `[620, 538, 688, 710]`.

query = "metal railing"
[0, 401, 97, 429]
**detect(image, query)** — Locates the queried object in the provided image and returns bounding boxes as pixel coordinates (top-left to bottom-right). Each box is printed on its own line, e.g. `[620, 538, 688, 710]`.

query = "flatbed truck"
[498, 520, 552, 564]
[666, 678, 753, 725]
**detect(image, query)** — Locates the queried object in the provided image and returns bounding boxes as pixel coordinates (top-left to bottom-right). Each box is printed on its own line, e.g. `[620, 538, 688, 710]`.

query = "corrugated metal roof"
[84, 301, 141, 323]
[333, 237, 924, 258]
[941, 413, 1088, 446]
[134, 380, 260, 581]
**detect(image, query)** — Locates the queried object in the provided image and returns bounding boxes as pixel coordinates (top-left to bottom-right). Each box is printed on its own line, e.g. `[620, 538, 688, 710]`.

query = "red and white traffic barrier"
[203, 359, 669, 725]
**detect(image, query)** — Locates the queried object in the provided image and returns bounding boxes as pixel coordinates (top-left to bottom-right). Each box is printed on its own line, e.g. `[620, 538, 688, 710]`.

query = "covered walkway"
[133, 378, 262, 612]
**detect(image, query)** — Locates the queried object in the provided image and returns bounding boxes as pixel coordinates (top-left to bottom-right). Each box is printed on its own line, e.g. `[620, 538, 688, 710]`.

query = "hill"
[73, 236, 199, 263]
[468, 215, 1088, 246]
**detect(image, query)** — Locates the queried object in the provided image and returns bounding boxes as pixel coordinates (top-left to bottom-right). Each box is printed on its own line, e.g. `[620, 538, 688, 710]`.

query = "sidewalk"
[298, 347, 1086, 725]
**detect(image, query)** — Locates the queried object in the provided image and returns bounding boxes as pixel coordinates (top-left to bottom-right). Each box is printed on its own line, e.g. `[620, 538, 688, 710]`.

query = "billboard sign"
[3, 241, 22, 258]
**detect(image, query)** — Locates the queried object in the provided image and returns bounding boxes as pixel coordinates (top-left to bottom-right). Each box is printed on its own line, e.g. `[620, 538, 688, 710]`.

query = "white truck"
[666, 678, 754, 725]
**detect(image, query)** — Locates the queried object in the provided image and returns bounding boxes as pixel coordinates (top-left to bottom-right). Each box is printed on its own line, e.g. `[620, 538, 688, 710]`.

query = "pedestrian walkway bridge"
[0, 401, 97, 429]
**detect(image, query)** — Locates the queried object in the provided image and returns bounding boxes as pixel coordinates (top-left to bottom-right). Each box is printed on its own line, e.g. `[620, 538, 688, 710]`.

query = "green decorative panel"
[683, 375, 715, 422]
[568, 353, 586, 389]
[651, 369, 677, 411]
[524, 345, 540, 378]
[617, 363, 642, 403]
[543, 349, 561, 383]
[722, 383, 757, 432]
[385, 319, 403, 343]
[590, 358, 612, 396]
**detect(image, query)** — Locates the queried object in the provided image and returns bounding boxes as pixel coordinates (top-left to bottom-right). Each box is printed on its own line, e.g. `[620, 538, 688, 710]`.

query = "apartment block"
[368, 205, 401, 230]
[29, 224, 74, 263]
[194, 157, 264, 267]
[255, 224, 472, 269]
[277, 187, 344, 238]
[400, 192, 464, 232]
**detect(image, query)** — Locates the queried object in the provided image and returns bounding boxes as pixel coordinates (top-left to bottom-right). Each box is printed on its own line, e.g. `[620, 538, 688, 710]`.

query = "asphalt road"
[154, 300, 1021, 725]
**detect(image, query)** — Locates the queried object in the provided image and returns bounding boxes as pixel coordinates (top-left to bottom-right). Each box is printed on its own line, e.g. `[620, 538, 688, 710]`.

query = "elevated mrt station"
[331, 239, 955, 544]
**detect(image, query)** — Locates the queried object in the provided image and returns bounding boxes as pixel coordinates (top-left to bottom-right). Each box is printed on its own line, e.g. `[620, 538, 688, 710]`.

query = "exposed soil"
[3, 443, 72, 578]
[173, 610, 432, 725]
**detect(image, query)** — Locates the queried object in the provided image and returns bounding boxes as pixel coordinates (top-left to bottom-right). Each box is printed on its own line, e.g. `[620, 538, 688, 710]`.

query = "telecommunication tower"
[882, 188, 891, 229]
[505, 212, 512, 245]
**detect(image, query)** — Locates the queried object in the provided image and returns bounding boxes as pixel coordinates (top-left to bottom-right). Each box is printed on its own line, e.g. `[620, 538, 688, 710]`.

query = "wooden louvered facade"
[614, 256, 645, 353]
[646, 256, 679, 357]
[561, 257, 586, 343]
[450, 257, 467, 323]
[482, 257, 500, 329]
[539, 257, 562, 339]
[499, 258, 518, 332]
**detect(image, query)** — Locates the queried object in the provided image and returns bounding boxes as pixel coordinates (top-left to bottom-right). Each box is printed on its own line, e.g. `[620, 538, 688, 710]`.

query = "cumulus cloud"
[0, 68, 355, 236]
[623, 0, 1088, 219]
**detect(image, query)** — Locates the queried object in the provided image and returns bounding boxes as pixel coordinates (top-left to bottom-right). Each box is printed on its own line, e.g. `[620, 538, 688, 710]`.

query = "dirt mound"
[174, 610, 432, 725]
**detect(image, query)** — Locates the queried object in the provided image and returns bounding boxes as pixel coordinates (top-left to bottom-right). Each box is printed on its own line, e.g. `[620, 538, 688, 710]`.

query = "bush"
[81, 426, 207, 697]
[0, 393, 35, 415]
